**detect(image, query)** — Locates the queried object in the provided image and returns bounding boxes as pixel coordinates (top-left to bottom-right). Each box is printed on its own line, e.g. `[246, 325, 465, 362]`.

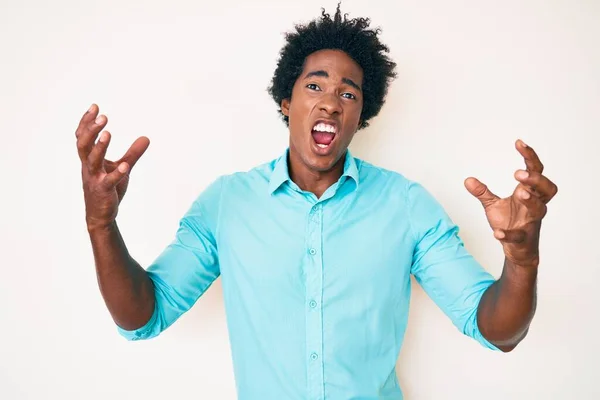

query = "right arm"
[76, 104, 222, 338]
[88, 222, 155, 331]
[77, 103, 154, 330]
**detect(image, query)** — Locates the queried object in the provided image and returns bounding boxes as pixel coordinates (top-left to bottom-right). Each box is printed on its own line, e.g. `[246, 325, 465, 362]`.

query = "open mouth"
[311, 120, 337, 152]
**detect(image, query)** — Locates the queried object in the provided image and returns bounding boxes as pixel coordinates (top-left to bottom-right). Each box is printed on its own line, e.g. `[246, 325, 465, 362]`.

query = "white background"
[1, 0, 598, 399]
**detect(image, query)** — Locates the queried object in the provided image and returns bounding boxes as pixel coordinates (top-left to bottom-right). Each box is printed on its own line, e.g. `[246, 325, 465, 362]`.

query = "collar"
[268, 148, 360, 195]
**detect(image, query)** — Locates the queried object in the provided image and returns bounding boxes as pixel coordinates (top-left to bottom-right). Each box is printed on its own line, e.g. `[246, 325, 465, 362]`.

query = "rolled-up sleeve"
[407, 180, 500, 351]
[118, 176, 224, 341]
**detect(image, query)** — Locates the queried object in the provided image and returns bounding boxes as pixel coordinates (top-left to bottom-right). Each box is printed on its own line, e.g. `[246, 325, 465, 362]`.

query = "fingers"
[513, 186, 547, 220]
[88, 131, 111, 174]
[75, 104, 98, 138]
[514, 169, 558, 203]
[77, 105, 108, 163]
[118, 136, 150, 169]
[515, 139, 544, 173]
[101, 162, 129, 189]
[464, 177, 499, 208]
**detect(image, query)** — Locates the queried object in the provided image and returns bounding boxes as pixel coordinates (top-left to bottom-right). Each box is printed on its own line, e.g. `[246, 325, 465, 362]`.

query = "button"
[309, 300, 317, 308]
[309, 248, 316, 255]
[310, 352, 319, 360]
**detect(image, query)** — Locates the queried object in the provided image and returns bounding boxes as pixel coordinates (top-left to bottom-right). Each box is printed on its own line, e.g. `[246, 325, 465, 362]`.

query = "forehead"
[302, 49, 363, 82]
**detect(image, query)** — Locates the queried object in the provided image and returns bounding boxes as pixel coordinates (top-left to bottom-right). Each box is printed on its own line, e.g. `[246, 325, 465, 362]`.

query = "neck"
[288, 151, 345, 199]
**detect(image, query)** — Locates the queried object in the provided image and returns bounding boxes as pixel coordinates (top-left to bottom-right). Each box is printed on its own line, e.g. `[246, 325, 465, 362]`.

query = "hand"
[465, 139, 558, 268]
[76, 104, 150, 231]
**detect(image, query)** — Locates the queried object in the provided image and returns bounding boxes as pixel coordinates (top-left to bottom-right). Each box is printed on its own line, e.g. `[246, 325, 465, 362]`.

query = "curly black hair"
[268, 3, 397, 129]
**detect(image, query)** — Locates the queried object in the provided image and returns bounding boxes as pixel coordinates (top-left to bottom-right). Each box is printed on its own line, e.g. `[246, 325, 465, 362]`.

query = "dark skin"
[76, 105, 155, 330]
[465, 140, 558, 351]
[280, 50, 558, 351]
[77, 49, 558, 347]
[281, 49, 364, 198]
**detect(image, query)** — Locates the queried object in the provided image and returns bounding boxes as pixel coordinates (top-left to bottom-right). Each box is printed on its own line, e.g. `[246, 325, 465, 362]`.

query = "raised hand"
[76, 104, 150, 231]
[464, 140, 558, 268]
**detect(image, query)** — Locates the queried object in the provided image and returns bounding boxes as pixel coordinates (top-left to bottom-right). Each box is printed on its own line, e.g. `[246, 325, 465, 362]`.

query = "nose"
[318, 93, 342, 115]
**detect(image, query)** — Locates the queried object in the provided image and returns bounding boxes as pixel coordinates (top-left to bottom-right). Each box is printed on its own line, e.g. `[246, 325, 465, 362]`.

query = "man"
[76, 5, 557, 399]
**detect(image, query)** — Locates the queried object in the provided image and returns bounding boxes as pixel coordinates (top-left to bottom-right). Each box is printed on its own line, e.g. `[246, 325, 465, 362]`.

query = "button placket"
[305, 202, 325, 400]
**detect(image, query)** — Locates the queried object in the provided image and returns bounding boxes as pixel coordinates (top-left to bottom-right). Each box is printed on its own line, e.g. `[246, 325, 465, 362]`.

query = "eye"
[306, 83, 321, 91]
[342, 92, 357, 100]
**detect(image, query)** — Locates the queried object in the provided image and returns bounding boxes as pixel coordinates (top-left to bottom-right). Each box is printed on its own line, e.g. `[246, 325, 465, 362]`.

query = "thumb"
[464, 177, 499, 208]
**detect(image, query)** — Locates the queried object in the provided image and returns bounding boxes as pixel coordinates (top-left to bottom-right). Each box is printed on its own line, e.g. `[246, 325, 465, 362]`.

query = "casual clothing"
[118, 149, 499, 399]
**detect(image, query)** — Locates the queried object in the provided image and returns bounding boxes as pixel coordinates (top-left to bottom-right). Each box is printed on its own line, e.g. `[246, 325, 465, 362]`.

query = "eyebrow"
[304, 70, 362, 92]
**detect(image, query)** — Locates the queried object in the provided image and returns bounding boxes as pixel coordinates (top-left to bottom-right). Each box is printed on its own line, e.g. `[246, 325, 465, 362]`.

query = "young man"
[75, 5, 557, 399]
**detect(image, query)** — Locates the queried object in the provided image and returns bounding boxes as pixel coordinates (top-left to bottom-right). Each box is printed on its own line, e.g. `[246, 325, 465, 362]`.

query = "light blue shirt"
[118, 149, 499, 399]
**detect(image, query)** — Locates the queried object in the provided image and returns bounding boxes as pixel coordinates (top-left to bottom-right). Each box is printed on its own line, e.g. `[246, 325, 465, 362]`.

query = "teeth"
[313, 123, 336, 133]
[317, 144, 328, 148]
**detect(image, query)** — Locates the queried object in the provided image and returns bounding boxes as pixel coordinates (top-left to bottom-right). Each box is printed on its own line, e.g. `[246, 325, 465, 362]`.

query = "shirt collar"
[268, 148, 360, 195]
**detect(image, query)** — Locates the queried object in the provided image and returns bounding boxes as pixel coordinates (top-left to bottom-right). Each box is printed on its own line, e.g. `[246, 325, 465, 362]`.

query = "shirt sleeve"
[407, 180, 500, 351]
[117, 176, 224, 341]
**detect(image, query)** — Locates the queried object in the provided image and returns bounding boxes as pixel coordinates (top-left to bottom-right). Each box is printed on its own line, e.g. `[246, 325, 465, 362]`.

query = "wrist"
[86, 218, 117, 235]
[503, 257, 538, 286]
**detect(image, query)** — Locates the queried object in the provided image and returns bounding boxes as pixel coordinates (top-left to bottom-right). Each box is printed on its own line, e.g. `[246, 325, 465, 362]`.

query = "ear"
[281, 98, 290, 117]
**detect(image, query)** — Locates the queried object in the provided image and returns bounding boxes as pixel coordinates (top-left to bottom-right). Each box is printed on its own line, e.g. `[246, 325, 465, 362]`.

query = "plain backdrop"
[1, 0, 598, 399]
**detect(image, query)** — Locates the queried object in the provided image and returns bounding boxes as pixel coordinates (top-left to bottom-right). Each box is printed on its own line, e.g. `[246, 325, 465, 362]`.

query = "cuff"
[116, 305, 160, 341]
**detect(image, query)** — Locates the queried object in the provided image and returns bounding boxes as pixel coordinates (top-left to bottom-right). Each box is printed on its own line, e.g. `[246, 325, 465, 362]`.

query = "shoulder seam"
[405, 179, 418, 243]
[215, 175, 227, 247]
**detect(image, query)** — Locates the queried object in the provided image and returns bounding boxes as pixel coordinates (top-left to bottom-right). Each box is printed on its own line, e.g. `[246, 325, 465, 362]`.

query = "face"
[281, 49, 364, 174]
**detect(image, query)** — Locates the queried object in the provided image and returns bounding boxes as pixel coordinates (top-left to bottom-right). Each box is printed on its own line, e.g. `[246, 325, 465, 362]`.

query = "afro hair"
[268, 3, 397, 129]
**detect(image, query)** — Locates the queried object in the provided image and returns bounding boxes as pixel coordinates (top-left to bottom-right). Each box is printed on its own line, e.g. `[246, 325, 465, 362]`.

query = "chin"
[304, 147, 344, 172]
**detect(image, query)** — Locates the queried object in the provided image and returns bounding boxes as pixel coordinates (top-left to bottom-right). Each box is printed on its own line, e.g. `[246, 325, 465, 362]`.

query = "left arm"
[465, 139, 558, 351]
[476, 257, 538, 352]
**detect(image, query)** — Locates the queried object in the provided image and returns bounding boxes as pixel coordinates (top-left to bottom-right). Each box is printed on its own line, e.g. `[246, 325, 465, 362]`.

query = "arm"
[476, 258, 537, 352]
[76, 104, 222, 338]
[76, 104, 154, 330]
[466, 139, 557, 351]
[407, 140, 556, 351]
[408, 181, 500, 351]
[88, 222, 155, 331]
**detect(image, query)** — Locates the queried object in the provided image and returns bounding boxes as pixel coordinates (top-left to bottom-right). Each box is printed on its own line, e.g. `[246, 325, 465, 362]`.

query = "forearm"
[88, 221, 155, 330]
[477, 257, 538, 352]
